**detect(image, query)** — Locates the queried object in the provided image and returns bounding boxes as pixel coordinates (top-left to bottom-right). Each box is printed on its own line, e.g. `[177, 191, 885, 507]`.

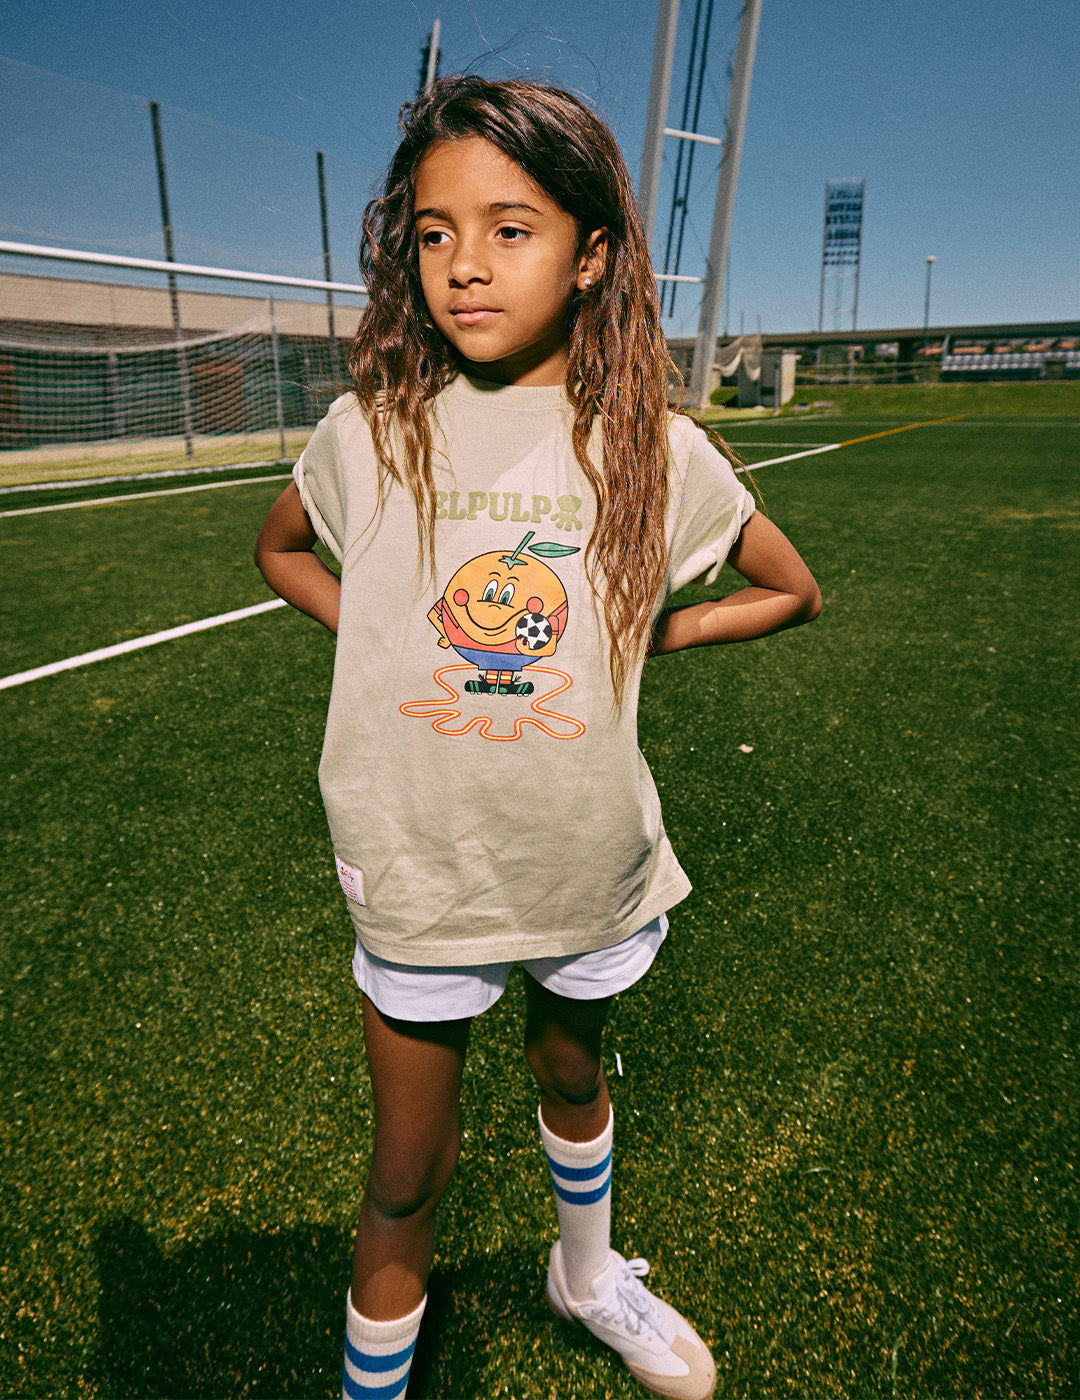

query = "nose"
[449, 231, 491, 286]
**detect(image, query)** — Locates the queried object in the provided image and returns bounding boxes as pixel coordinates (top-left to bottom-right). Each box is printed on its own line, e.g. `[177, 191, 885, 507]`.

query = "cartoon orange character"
[428, 530, 579, 695]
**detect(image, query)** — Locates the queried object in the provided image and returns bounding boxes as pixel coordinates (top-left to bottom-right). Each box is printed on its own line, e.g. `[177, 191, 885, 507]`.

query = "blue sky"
[1, 0, 1077, 337]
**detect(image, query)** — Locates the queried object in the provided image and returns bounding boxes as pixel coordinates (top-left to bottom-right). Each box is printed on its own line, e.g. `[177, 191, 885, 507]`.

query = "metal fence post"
[269, 294, 285, 460]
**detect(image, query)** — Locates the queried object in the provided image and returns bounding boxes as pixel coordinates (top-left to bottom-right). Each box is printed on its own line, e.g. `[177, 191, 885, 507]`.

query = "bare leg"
[523, 978, 718, 1398]
[351, 994, 471, 1320]
[523, 977, 613, 1143]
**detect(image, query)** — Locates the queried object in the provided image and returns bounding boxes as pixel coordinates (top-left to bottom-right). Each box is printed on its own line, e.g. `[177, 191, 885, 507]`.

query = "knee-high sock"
[538, 1103, 614, 1300]
[342, 1290, 425, 1400]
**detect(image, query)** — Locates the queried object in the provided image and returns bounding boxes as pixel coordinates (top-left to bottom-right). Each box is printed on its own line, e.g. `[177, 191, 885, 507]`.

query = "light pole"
[923, 255, 936, 380]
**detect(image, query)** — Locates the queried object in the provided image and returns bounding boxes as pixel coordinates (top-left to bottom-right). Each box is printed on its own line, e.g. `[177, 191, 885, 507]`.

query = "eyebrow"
[413, 200, 544, 222]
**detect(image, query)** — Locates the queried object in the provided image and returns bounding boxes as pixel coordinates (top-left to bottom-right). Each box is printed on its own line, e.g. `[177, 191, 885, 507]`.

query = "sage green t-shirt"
[294, 373, 755, 966]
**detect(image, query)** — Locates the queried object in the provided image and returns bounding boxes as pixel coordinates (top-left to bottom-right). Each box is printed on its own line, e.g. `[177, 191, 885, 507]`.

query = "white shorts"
[352, 914, 669, 1022]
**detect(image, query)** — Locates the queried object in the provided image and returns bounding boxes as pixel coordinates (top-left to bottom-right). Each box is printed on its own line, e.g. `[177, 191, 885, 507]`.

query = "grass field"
[2, 388, 1078, 1398]
[773, 380, 1080, 421]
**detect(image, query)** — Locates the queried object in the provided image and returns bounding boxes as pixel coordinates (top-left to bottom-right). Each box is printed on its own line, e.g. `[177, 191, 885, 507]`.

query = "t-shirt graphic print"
[407, 528, 583, 739]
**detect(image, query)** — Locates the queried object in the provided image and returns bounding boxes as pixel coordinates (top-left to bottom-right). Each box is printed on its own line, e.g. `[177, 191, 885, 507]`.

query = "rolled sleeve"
[292, 394, 360, 563]
[667, 416, 756, 593]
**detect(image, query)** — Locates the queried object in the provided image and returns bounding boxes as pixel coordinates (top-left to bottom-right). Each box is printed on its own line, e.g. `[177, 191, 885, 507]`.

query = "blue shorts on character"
[452, 643, 541, 673]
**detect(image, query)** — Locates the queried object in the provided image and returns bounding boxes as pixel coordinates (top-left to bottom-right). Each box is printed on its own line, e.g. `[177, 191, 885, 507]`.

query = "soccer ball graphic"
[516, 611, 552, 650]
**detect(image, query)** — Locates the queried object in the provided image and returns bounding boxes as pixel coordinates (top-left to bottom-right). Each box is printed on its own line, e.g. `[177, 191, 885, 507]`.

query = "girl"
[256, 76, 820, 1400]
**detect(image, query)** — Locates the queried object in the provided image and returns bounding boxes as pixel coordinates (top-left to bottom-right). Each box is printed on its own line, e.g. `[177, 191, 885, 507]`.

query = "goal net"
[0, 300, 348, 469]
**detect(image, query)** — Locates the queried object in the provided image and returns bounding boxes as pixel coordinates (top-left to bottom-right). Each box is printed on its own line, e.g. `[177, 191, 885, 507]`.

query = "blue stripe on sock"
[342, 1367, 409, 1400]
[344, 1336, 417, 1374]
[544, 1147, 612, 1183]
[550, 1170, 612, 1206]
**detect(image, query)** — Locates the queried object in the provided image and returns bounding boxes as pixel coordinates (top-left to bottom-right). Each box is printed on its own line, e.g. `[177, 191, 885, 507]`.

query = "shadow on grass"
[90, 1216, 544, 1398]
[91, 1216, 346, 1397]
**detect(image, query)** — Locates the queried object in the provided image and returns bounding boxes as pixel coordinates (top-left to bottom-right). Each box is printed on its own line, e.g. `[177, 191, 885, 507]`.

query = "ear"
[576, 228, 609, 291]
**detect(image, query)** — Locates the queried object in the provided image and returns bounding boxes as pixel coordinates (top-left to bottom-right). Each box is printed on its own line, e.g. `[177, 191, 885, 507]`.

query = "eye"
[482, 581, 498, 602]
[498, 583, 515, 606]
[496, 226, 529, 243]
[419, 228, 450, 247]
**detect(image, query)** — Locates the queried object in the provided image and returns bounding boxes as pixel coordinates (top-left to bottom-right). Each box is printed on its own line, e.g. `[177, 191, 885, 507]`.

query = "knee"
[525, 1037, 603, 1108]
[367, 1129, 460, 1222]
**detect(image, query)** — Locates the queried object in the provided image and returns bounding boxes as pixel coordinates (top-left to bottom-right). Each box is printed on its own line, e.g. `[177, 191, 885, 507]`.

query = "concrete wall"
[0, 271, 364, 339]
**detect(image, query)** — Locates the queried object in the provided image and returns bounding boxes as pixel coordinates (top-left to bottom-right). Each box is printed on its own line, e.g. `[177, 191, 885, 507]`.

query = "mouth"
[450, 304, 499, 327]
[460, 601, 519, 635]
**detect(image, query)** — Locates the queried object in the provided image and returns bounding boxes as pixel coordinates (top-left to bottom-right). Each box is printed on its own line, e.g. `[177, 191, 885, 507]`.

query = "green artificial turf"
[771, 379, 1080, 421]
[0, 476, 294, 678]
[2, 406, 1078, 1397]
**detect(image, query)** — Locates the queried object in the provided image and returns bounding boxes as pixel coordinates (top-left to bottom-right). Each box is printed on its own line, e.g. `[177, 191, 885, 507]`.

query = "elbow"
[791, 580, 822, 626]
[253, 526, 275, 583]
[253, 535, 281, 593]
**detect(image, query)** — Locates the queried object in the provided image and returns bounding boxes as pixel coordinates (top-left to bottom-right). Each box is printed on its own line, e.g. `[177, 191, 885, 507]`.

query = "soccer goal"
[0, 241, 365, 475]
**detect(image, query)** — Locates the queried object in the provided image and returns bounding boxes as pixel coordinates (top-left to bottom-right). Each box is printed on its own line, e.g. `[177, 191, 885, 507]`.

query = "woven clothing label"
[335, 854, 365, 905]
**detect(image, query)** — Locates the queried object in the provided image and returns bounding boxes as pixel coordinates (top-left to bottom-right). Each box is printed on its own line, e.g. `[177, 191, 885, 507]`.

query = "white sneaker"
[546, 1242, 717, 1400]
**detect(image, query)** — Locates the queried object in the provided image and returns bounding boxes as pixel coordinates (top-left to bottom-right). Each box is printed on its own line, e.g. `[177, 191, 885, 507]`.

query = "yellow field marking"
[4, 414, 969, 690]
[744, 414, 967, 473]
[838, 415, 966, 447]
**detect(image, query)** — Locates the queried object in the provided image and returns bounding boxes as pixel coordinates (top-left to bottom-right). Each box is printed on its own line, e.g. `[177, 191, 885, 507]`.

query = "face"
[443, 550, 567, 645]
[413, 136, 605, 386]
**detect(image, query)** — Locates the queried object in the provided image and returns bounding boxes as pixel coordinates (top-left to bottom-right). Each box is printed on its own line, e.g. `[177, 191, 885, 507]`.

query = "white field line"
[735, 443, 841, 473]
[0, 458, 294, 496]
[3, 445, 830, 691]
[0, 599, 287, 691]
[1, 472, 291, 517]
[734, 414, 965, 472]
[9, 453, 813, 508]
[4, 416, 957, 691]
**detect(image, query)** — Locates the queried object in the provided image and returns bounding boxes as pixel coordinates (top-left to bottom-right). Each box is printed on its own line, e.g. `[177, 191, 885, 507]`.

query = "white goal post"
[0, 241, 367, 465]
[0, 240, 368, 297]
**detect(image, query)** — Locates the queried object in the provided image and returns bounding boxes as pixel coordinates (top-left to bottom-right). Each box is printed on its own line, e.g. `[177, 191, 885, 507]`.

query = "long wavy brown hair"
[349, 76, 681, 702]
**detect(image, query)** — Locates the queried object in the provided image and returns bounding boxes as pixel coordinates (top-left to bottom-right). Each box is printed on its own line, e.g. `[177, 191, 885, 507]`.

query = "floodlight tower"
[638, 0, 762, 409]
[817, 178, 865, 332]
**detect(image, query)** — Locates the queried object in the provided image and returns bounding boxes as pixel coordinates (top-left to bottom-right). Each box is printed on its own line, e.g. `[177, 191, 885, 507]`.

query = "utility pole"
[923, 254, 936, 380]
[150, 100, 194, 459]
[688, 0, 762, 408]
[316, 150, 341, 383]
[418, 18, 441, 97]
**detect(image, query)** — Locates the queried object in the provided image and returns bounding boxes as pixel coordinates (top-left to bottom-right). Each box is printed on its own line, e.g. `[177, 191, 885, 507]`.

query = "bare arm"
[254, 482, 341, 634]
[651, 511, 821, 656]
